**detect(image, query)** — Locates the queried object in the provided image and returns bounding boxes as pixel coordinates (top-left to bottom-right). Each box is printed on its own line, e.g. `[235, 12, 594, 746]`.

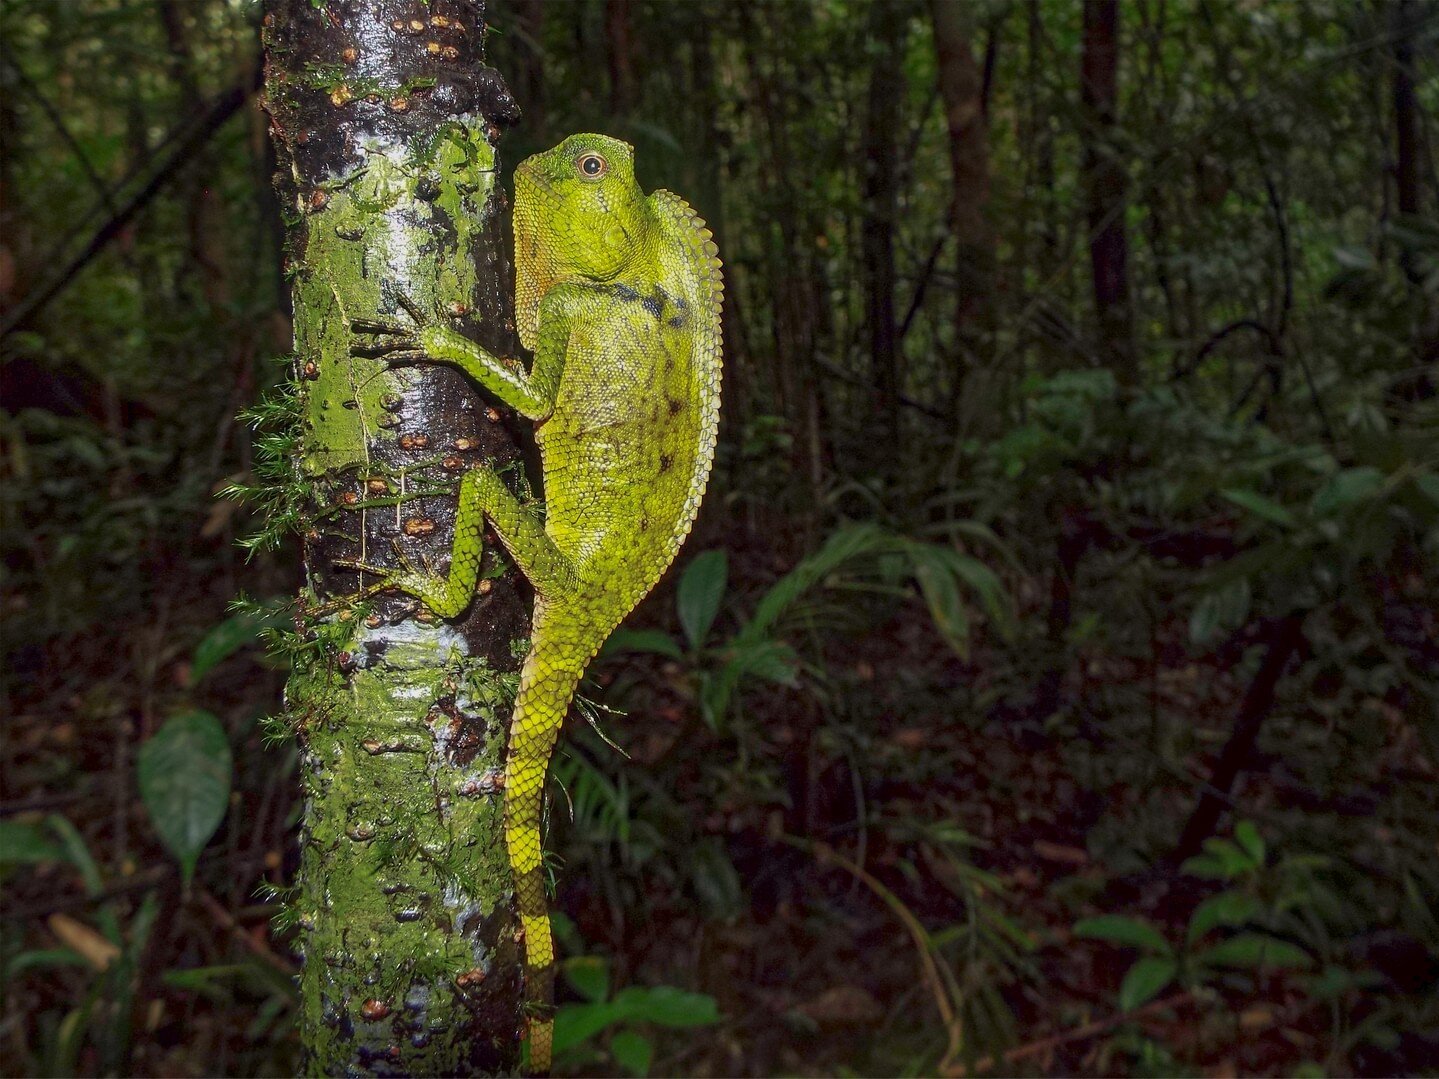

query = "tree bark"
[1173, 613, 1305, 864]
[862, 0, 907, 472]
[606, 0, 634, 116]
[261, 1, 527, 1072]
[928, 0, 996, 408]
[1080, 0, 1136, 383]
[1392, 0, 1423, 285]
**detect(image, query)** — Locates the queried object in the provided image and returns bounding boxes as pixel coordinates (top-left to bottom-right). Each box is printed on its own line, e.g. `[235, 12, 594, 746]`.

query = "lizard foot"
[331, 549, 473, 620]
[349, 291, 438, 362]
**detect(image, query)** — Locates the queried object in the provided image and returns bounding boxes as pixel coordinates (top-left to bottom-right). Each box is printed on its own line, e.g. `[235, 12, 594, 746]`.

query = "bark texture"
[261, 1, 527, 1073]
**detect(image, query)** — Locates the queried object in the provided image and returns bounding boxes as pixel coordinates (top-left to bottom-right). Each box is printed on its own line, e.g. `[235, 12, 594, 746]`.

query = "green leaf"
[1073, 915, 1171, 956]
[1196, 933, 1312, 970]
[137, 711, 233, 886]
[688, 838, 744, 920]
[1189, 579, 1251, 647]
[726, 639, 800, 687]
[601, 628, 685, 661]
[1118, 956, 1177, 1011]
[910, 549, 971, 658]
[610, 1030, 654, 1077]
[612, 985, 721, 1028]
[0, 820, 66, 865]
[1414, 472, 1439, 509]
[1220, 487, 1297, 528]
[551, 1001, 623, 1056]
[677, 550, 727, 650]
[1310, 466, 1384, 517]
[1196, 836, 1260, 877]
[5, 948, 90, 978]
[1233, 820, 1265, 866]
[1187, 891, 1262, 943]
[564, 956, 611, 1003]
[190, 611, 273, 683]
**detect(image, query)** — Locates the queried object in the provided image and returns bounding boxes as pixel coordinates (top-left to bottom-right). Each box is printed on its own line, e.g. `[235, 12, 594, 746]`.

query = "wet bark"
[261, 1, 527, 1073]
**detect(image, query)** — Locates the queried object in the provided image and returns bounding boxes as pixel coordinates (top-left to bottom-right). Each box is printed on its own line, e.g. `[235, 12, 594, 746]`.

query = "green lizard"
[350, 133, 722, 1073]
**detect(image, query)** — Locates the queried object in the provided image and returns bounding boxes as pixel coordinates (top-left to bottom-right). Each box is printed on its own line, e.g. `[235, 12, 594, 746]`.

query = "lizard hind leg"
[376, 466, 572, 619]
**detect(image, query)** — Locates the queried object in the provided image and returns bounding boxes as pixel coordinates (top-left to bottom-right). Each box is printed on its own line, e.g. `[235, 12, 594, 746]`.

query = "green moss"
[283, 118, 519, 1073]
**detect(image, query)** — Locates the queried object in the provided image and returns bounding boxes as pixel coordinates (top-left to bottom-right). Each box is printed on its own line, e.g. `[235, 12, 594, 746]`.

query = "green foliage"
[136, 710, 234, 886]
[609, 523, 1014, 731]
[546, 954, 720, 1076]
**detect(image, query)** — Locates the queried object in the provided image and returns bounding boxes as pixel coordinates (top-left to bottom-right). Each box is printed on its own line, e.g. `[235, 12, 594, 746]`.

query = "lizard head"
[512, 133, 653, 349]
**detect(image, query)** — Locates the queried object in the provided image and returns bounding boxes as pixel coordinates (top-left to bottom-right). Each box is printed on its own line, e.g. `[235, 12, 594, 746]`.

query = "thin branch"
[0, 64, 261, 339]
[949, 992, 1194, 1076]
[0, 41, 116, 211]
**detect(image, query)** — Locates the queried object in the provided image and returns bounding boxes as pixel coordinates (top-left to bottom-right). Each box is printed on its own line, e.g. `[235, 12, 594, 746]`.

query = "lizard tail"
[504, 636, 587, 1075]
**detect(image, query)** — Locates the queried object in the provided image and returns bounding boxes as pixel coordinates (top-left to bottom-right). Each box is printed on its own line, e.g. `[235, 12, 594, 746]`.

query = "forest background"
[1, 0, 1437, 1076]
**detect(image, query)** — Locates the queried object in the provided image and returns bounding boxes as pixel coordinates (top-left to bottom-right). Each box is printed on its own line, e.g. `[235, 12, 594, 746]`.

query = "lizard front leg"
[351, 295, 558, 420]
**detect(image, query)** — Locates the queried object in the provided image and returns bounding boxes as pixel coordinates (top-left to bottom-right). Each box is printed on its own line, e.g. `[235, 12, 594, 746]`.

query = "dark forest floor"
[3, 544, 1437, 1079]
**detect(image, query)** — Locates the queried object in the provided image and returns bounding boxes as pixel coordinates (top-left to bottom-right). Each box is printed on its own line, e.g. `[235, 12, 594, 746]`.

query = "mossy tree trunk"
[261, 2, 528, 1073]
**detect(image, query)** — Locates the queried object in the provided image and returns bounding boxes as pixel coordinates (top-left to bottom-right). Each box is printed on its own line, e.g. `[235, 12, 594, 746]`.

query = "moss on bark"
[261, 1, 527, 1072]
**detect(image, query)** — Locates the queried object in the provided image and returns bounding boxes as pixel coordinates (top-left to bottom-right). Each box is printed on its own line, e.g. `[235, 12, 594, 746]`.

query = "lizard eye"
[575, 152, 608, 180]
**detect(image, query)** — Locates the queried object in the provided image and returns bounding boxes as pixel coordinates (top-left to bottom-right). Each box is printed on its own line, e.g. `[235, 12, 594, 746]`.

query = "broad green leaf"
[601, 629, 684, 661]
[0, 820, 65, 865]
[564, 956, 611, 1003]
[551, 1000, 623, 1056]
[1198, 836, 1260, 877]
[1220, 487, 1297, 528]
[1187, 891, 1262, 943]
[1073, 915, 1171, 956]
[689, 838, 743, 920]
[137, 711, 233, 886]
[1179, 853, 1228, 879]
[1310, 466, 1384, 518]
[1119, 956, 1177, 1011]
[191, 611, 273, 683]
[1197, 933, 1312, 970]
[727, 639, 801, 687]
[610, 1030, 654, 1077]
[612, 985, 721, 1027]
[1233, 820, 1265, 866]
[910, 549, 971, 658]
[677, 550, 727, 650]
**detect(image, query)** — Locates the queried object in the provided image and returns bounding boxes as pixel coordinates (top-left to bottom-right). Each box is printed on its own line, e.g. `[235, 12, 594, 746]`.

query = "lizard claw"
[348, 288, 442, 360]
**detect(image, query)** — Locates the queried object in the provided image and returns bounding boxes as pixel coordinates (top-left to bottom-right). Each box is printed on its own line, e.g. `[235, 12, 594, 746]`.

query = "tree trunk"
[1173, 613, 1305, 864]
[1392, 0, 1423, 285]
[512, 0, 547, 136]
[606, 0, 634, 116]
[1080, 0, 1136, 383]
[862, 0, 907, 473]
[261, 2, 528, 1073]
[928, 0, 996, 414]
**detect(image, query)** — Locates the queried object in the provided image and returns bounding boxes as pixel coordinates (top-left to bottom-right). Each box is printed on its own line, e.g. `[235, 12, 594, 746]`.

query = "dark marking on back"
[613, 283, 640, 303]
[659, 453, 673, 473]
[666, 398, 683, 416]
[668, 315, 685, 329]
[641, 293, 665, 319]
